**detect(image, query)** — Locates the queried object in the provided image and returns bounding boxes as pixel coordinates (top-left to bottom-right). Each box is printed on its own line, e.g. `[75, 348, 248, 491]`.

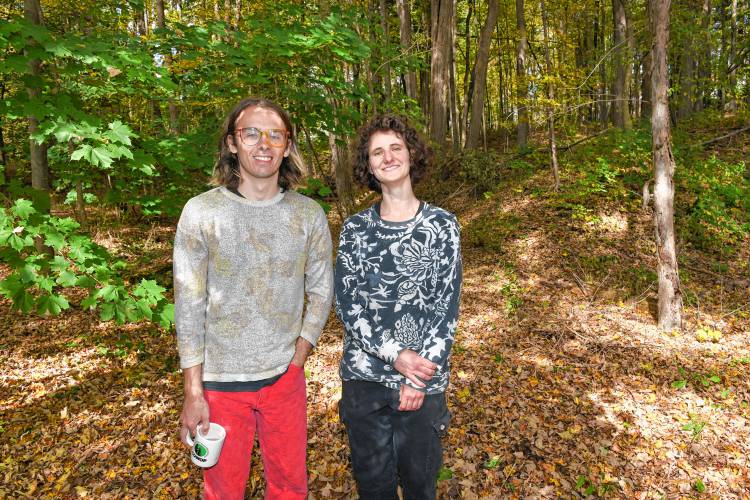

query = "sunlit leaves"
[0, 200, 173, 329]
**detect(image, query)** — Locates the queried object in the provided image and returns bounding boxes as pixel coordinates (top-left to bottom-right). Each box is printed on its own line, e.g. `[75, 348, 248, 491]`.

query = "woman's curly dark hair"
[353, 115, 432, 193]
[211, 97, 304, 190]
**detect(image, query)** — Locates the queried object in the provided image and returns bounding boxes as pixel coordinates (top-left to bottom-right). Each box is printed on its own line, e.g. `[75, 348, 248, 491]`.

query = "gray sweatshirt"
[173, 187, 333, 382]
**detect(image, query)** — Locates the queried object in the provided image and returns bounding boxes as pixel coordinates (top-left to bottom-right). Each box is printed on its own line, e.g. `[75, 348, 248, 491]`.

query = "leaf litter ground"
[1, 143, 749, 499]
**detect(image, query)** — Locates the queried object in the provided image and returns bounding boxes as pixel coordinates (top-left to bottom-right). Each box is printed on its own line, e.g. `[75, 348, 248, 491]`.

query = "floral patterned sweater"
[335, 202, 462, 394]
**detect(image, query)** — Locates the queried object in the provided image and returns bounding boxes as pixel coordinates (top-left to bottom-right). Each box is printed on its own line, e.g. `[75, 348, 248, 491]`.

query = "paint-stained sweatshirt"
[173, 187, 333, 382]
[335, 202, 462, 394]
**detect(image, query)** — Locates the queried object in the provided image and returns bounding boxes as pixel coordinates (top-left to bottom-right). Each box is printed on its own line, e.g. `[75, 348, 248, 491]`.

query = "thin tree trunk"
[650, 0, 682, 331]
[515, 0, 529, 148]
[396, 0, 418, 100]
[678, 49, 695, 120]
[0, 81, 9, 182]
[156, 0, 180, 134]
[597, 0, 609, 124]
[449, 9, 460, 152]
[380, 0, 393, 99]
[540, 0, 559, 190]
[612, 0, 631, 129]
[696, 0, 711, 111]
[24, 0, 50, 194]
[466, 0, 499, 148]
[328, 96, 354, 217]
[460, 0, 474, 145]
[430, 0, 454, 145]
[726, 0, 737, 111]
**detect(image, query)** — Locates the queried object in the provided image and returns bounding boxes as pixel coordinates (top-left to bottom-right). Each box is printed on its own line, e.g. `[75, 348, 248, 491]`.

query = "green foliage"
[671, 367, 722, 391]
[680, 156, 749, 252]
[463, 212, 520, 252]
[575, 474, 618, 496]
[296, 178, 333, 213]
[682, 413, 707, 438]
[0, 199, 173, 328]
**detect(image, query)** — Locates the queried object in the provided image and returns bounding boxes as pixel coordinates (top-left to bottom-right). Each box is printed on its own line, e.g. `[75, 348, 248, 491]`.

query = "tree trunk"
[460, 0, 474, 145]
[156, 0, 180, 134]
[515, 0, 529, 148]
[24, 0, 50, 194]
[726, 0, 737, 111]
[396, 0, 418, 100]
[380, 0, 393, 99]
[449, 10, 460, 152]
[597, 0, 609, 124]
[540, 0, 560, 190]
[612, 0, 631, 129]
[677, 49, 695, 120]
[430, 0, 454, 145]
[466, 0, 499, 148]
[650, 0, 682, 331]
[696, 0, 711, 111]
[330, 131, 354, 218]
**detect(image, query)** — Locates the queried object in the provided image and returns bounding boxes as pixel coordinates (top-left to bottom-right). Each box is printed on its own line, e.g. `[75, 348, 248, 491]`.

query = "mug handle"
[185, 423, 205, 447]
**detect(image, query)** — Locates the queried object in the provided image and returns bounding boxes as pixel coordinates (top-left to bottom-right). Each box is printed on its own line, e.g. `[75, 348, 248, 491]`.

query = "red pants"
[203, 363, 307, 500]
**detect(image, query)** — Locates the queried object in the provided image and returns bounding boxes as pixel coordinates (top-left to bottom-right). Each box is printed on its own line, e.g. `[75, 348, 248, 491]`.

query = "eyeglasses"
[235, 127, 289, 148]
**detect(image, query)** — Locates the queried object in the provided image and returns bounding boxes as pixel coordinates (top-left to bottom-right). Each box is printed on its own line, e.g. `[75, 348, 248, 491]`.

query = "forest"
[1, 0, 749, 497]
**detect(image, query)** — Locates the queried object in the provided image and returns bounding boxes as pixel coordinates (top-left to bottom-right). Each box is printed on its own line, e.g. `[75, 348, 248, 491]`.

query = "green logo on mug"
[194, 443, 209, 458]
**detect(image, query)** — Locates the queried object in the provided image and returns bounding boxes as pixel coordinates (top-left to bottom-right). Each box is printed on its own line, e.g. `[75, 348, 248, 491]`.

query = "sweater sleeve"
[299, 205, 334, 346]
[415, 215, 462, 391]
[173, 201, 209, 370]
[335, 220, 408, 364]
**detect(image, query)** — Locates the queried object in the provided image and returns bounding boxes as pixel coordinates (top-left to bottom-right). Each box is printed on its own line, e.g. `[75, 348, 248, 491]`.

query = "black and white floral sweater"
[335, 202, 462, 394]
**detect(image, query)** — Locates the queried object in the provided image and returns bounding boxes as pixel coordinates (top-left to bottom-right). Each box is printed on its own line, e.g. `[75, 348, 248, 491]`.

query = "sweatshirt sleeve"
[299, 205, 334, 346]
[173, 201, 209, 369]
[414, 214, 462, 391]
[335, 219, 408, 364]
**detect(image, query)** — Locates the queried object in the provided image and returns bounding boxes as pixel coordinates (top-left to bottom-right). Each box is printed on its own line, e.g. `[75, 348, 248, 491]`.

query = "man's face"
[368, 130, 411, 188]
[228, 106, 290, 185]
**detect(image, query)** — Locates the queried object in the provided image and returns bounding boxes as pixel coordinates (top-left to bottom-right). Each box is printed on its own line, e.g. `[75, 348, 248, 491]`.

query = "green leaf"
[576, 476, 587, 489]
[672, 380, 687, 389]
[482, 456, 501, 469]
[81, 292, 98, 309]
[157, 303, 175, 330]
[36, 294, 70, 315]
[694, 478, 705, 493]
[11, 199, 36, 219]
[436, 466, 453, 481]
[99, 284, 120, 302]
[134, 279, 166, 302]
[56, 270, 78, 287]
[106, 120, 134, 145]
[100, 302, 115, 321]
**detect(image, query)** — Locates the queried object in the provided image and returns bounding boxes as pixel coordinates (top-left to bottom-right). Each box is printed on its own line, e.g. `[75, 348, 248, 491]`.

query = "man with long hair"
[174, 97, 333, 499]
[335, 115, 462, 499]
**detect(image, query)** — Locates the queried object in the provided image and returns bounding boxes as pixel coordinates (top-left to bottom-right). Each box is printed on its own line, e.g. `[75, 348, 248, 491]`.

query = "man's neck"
[237, 176, 281, 201]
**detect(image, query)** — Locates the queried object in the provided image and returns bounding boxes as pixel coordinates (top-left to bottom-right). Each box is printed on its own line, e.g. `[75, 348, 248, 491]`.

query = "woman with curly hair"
[335, 115, 463, 499]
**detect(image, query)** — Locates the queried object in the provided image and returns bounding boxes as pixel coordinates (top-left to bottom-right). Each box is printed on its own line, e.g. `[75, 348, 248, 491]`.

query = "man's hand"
[393, 349, 436, 388]
[399, 384, 425, 411]
[290, 337, 314, 368]
[180, 365, 209, 447]
[180, 394, 210, 447]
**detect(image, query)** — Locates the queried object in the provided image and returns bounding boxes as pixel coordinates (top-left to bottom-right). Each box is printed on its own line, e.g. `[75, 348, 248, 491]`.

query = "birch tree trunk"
[430, 0, 454, 145]
[650, 0, 682, 331]
[515, 0, 529, 148]
[396, 0, 418, 100]
[466, 0, 499, 148]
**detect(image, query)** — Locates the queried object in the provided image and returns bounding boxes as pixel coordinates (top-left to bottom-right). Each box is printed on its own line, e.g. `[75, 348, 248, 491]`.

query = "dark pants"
[339, 380, 451, 500]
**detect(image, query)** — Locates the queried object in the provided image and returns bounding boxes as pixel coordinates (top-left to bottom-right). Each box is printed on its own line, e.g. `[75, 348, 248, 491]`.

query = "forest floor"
[1, 116, 749, 499]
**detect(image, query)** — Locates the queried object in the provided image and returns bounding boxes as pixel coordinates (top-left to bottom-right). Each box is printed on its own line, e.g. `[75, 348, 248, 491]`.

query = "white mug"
[185, 422, 226, 468]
